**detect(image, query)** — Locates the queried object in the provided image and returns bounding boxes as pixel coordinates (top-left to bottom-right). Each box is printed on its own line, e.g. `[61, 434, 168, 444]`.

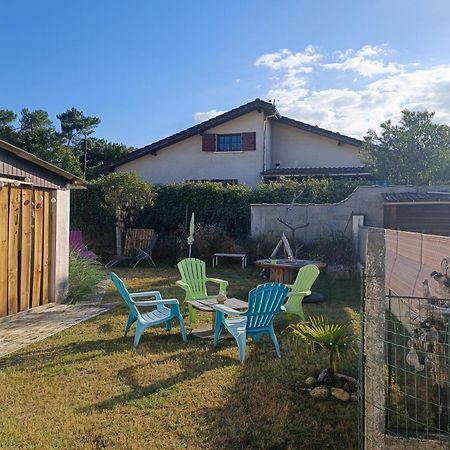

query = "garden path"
[0, 301, 118, 358]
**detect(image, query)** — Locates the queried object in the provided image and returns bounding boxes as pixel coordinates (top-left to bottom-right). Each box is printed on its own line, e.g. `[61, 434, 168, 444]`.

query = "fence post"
[363, 227, 386, 450]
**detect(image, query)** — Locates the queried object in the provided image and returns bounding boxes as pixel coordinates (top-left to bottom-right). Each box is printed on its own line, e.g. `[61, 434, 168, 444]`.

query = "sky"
[2, 0, 450, 148]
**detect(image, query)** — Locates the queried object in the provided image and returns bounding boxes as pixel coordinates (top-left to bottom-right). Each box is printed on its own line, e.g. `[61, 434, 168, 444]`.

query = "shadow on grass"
[83, 349, 239, 412]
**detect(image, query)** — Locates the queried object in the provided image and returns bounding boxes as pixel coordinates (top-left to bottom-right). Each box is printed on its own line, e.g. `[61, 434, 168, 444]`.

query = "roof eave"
[0, 139, 85, 186]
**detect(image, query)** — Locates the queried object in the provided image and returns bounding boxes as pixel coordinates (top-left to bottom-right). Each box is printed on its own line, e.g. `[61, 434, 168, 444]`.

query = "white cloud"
[255, 46, 320, 73]
[255, 44, 450, 137]
[322, 44, 403, 77]
[193, 109, 226, 123]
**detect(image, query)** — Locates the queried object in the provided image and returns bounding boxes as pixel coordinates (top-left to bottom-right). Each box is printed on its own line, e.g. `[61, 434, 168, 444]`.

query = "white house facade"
[103, 99, 369, 187]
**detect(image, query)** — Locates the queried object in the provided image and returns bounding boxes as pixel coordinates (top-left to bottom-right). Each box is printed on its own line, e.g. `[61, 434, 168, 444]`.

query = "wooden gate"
[0, 185, 53, 317]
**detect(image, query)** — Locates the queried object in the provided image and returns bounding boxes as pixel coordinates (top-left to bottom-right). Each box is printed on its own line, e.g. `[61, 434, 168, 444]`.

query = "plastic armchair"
[213, 282, 289, 362]
[110, 272, 187, 346]
[176, 258, 229, 323]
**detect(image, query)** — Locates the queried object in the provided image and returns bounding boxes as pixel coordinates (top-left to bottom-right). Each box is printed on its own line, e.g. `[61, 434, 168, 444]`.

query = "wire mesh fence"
[384, 292, 450, 443]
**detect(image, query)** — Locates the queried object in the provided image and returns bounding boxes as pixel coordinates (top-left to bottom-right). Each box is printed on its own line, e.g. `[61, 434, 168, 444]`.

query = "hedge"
[71, 178, 363, 258]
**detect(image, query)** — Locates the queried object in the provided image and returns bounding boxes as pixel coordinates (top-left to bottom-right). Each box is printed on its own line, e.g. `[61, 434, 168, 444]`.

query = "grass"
[0, 264, 360, 450]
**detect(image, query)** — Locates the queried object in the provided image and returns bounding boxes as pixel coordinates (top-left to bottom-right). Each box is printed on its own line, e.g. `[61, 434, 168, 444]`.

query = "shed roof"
[383, 192, 450, 204]
[0, 140, 84, 188]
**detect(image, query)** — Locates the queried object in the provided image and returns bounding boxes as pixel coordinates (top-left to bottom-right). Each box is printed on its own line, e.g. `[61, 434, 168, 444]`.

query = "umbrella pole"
[188, 244, 192, 258]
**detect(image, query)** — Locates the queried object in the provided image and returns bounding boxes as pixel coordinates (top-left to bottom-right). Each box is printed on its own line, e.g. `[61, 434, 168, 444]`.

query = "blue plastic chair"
[110, 272, 187, 347]
[213, 282, 289, 362]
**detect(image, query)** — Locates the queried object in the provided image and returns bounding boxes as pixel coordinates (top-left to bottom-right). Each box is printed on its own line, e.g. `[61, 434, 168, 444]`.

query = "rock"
[331, 388, 350, 402]
[317, 368, 335, 385]
[305, 376, 316, 387]
[350, 394, 358, 402]
[310, 386, 329, 399]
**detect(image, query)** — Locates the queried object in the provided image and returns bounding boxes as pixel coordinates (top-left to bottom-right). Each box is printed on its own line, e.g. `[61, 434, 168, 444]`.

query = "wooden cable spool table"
[255, 259, 327, 284]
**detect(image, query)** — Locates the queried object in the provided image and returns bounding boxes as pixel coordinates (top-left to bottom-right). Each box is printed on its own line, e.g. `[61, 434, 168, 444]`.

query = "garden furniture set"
[110, 257, 320, 362]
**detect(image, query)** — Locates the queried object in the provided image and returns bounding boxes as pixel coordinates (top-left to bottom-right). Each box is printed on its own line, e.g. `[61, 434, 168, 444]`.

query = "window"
[217, 134, 242, 152]
[185, 179, 237, 186]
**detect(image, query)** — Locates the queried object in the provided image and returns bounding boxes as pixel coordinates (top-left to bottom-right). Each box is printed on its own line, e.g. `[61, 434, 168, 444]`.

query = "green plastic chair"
[283, 264, 320, 319]
[176, 258, 229, 323]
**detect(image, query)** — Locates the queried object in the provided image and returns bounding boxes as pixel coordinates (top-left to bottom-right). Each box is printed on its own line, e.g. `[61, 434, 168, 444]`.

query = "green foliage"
[360, 109, 450, 185]
[67, 251, 105, 303]
[95, 172, 157, 228]
[290, 316, 357, 374]
[71, 185, 116, 257]
[300, 233, 356, 266]
[137, 179, 362, 237]
[0, 106, 133, 179]
[71, 178, 363, 259]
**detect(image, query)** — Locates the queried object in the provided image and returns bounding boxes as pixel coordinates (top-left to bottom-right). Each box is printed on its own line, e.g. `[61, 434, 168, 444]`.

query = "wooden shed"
[0, 139, 84, 317]
[383, 192, 450, 236]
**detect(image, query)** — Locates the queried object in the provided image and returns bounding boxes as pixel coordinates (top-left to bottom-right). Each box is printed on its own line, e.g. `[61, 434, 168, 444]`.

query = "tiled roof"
[277, 117, 363, 147]
[262, 166, 370, 177]
[383, 192, 450, 203]
[100, 98, 363, 172]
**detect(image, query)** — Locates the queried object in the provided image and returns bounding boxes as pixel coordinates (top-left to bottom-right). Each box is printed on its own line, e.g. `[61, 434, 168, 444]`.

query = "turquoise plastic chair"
[213, 282, 289, 362]
[110, 272, 187, 347]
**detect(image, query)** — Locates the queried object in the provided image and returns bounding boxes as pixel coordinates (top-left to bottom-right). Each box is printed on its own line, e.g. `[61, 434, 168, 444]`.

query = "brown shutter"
[202, 133, 216, 152]
[242, 132, 256, 151]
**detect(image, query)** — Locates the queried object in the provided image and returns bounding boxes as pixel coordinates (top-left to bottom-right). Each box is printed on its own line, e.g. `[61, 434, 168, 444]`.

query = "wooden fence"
[0, 185, 53, 317]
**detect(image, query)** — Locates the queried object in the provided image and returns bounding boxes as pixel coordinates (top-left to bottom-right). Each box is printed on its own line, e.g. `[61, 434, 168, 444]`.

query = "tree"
[84, 138, 133, 179]
[96, 172, 157, 255]
[360, 110, 450, 185]
[57, 108, 100, 178]
[0, 109, 17, 143]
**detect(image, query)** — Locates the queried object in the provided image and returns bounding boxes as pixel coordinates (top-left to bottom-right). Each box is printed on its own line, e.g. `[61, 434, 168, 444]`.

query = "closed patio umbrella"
[188, 212, 194, 257]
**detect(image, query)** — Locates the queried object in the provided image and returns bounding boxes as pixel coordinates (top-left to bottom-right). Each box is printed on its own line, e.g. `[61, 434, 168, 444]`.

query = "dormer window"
[217, 134, 242, 152]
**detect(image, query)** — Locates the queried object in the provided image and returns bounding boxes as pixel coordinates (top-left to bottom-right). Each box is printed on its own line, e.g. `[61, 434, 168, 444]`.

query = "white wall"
[251, 185, 450, 242]
[270, 121, 362, 168]
[117, 110, 266, 187]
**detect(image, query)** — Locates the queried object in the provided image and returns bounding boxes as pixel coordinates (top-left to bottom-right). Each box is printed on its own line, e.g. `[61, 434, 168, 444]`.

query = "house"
[0, 139, 84, 317]
[101, 98, 369, 187]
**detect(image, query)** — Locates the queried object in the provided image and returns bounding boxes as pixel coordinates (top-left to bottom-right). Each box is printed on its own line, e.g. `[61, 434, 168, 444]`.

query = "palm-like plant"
[289, 316, 357, 377]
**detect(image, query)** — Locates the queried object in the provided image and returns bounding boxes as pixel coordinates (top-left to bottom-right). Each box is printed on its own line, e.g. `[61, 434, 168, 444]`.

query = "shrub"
[67, 251, 105, 303]
[71, 178, 364, 259]
[299, 233, 356, 266]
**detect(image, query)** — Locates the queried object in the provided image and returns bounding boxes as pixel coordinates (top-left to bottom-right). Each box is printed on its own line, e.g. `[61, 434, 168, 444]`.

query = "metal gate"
[359, 227, 450, 449]
[0, 185, 53, 316]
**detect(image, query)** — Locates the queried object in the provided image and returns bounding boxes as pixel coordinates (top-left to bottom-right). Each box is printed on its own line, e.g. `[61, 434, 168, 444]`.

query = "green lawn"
[0, 265, 360, 450]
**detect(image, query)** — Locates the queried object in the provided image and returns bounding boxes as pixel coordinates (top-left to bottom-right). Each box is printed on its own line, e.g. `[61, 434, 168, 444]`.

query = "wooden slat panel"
[0, 186, 8, 317]
[7, 187, 20, 315]
[31, 189, 44, 308]
[41, 190, 50, 305]
[19, 188, 32, 311]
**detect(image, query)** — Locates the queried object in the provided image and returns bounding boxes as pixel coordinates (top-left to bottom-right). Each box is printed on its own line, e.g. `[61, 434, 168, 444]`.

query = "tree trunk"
[116, 223, 122, 256]
[83, 134, 88, 179]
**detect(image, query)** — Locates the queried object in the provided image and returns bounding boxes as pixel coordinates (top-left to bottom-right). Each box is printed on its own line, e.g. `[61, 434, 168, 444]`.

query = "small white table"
[212, 253, 247, 269]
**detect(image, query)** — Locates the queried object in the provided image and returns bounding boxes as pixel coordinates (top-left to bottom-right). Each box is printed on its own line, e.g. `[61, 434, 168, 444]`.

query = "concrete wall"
[50, 189, 70, 303]
[251, 185, 450, 243]
[270, 120, 362, 168]
[117, 110, 266, 187]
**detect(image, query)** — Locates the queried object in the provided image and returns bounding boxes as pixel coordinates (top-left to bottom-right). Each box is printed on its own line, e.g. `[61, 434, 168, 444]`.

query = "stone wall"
[250, 185, 450, 243]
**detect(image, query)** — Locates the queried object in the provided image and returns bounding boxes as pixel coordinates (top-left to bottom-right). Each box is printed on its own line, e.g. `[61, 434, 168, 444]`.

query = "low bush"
[299, 233, 356, 266]
[67, 251, 105, 303]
